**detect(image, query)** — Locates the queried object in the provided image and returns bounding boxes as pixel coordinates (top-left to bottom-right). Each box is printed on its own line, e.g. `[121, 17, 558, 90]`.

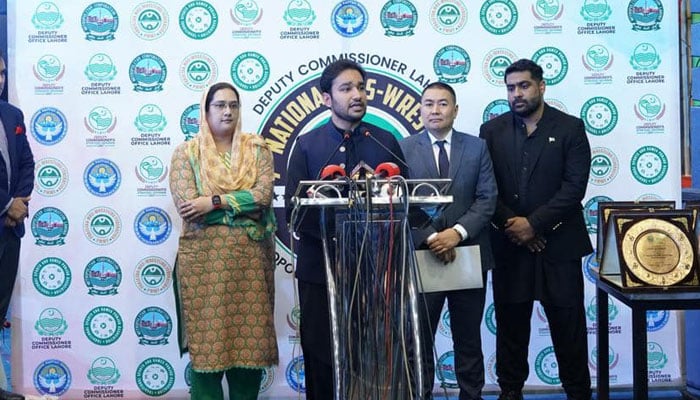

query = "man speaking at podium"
[284, 59, 407, 400]
[400, 82, 497, 400]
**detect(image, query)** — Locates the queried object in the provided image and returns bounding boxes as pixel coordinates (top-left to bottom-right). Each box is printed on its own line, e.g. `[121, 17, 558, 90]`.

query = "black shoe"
[0, 388, 24, 400]
[497, 390, 523, 400]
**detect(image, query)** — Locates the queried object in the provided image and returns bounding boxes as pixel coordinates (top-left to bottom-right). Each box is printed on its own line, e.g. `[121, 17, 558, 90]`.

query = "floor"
[1, 318, 11, 391]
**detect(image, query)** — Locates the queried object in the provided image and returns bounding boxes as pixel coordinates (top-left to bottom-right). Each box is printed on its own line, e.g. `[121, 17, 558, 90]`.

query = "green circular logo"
[580, 96, 618, 136]
[533, 0, 562, 21]
[84, 53, 117, 81]
[433, 45, 470, 84]
[231, 51, 270, 91]
[429, 0, 467, 35]
[179, 1, 218, 39]
[32, 257, 71, 296]
[83, 306, 123, 345]
[589, 147, 619, 186]
[532, 46, 568, 85]
[84, 256, 122, 296]
[32, 2, 65, 30]
[35, 158, 69, 197]
[635, 93, 664, 120]
[480, 0, 518, 35]
[180, 52, 218, 91]
[584, 44, 612, 72]
[580, 0, 612, 22]
[136, 357, 175, 396]
[88, 357, 121, 385]
[630, 145, 668, 185]
[231, 0, 262, 26]
[535, 346, 561, 385]
[83, 206, 122, 245]
[628, 0, 663, 31]
[647, 342, 668, 370]
[35, 307, 68, 336]
[482, 48, 516, 86]
[630, 42, 661, 71]
[586, 296, 619, 322]
[31, 206, 69, 246]
[482, 99, 510, 122]
[283, 0, 316, 26]
[484, 303, 497, 335]
[131, 2, 169, 41]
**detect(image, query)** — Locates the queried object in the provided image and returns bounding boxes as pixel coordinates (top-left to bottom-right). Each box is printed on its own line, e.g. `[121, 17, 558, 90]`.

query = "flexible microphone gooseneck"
[314, 130, 351, 180]
[362, 129, 411, 173]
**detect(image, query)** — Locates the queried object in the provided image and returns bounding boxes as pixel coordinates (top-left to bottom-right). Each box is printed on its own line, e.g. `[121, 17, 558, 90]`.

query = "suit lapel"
[449, 131, 465, 181]
[416, 131, 440, 178]
[0, 105, 15, 178]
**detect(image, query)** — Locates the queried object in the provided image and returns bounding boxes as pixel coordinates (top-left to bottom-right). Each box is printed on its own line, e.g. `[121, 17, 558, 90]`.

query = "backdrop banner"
[8, 1, 681, 398]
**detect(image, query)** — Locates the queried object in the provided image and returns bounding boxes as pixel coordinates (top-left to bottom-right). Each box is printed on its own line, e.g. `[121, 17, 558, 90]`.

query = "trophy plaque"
[596, 201, 675, 263]
[684, 200, 700, 255]
[599, 209, 700, 290]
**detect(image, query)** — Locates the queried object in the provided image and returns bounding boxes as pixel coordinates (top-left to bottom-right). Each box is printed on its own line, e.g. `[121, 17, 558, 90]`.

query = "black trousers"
[0, 230, 20, 323]
[298, 280, 333, 400]
[494, 298, 591, 400]
[419, 277, 487, 400]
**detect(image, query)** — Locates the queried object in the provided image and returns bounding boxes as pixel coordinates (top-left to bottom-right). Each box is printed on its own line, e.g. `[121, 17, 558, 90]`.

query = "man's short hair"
[504, 59, 544, 83]
[422, 82, 457, 103]
[319, 59, 366, 94]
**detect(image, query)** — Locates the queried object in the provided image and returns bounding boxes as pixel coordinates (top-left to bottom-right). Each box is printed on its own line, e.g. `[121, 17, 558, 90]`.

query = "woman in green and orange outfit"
[169, 82, 278, 400]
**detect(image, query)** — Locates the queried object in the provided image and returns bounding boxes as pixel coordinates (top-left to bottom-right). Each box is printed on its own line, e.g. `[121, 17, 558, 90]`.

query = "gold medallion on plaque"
[598, 209, 700, 290]
[621, 218, 694, 286]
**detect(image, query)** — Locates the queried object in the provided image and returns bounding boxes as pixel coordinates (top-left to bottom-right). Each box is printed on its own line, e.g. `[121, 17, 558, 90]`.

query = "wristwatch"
[212, 195, 222, 209]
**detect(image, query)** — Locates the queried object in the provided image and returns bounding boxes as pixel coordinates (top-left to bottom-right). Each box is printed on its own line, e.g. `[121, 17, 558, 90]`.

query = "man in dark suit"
[479, 59, 592, 400]
[284, 59, 407, 399]
[0, 50, 34, 398]
[401, 82, 497, 400]
[0, 50, 34, 327]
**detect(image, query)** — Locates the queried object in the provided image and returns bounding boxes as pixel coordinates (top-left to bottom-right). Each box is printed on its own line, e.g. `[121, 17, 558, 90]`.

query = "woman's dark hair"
[204, 82, 239, 112]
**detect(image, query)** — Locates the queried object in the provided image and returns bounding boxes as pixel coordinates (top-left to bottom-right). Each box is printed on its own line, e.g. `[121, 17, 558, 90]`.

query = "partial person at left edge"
[0, 49, 35, 399]
[169, 82, 278, 400]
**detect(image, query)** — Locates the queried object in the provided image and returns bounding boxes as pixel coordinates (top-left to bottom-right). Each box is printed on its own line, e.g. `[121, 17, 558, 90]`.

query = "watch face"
[212, 195, 221, 207]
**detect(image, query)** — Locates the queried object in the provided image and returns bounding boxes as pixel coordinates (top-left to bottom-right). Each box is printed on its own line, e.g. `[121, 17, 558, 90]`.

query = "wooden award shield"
[596, 201, 675, 263]
[599, 209, 700, 290]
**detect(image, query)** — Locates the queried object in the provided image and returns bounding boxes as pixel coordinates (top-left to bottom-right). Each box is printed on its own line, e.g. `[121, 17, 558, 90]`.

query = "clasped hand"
[177, 196, 212, 222]
[427, 228, 461, 264]
[4, 196, 30, 227]
[504, 216, 546, 253]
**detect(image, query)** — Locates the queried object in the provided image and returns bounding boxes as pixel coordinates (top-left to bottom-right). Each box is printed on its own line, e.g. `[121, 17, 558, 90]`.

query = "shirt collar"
[428, 129, 453, 145]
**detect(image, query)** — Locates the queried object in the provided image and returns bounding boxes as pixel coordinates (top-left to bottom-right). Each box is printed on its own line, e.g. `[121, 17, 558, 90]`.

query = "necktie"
[436, 140, 449, 179]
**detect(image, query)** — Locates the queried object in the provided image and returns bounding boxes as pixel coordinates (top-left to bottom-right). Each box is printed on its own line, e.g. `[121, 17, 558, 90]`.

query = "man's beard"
[332, 103, 366, 124]
[511, 97, 542, 118]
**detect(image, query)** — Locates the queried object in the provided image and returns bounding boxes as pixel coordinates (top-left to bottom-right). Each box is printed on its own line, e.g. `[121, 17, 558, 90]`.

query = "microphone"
[314, 130, 351, 180]
[373, 162, 402, 197]
[362, 129, 411, 174]
[307, 164, 347, 199]
[320, 164, 347, 180]
[374, 162, 400, 178]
